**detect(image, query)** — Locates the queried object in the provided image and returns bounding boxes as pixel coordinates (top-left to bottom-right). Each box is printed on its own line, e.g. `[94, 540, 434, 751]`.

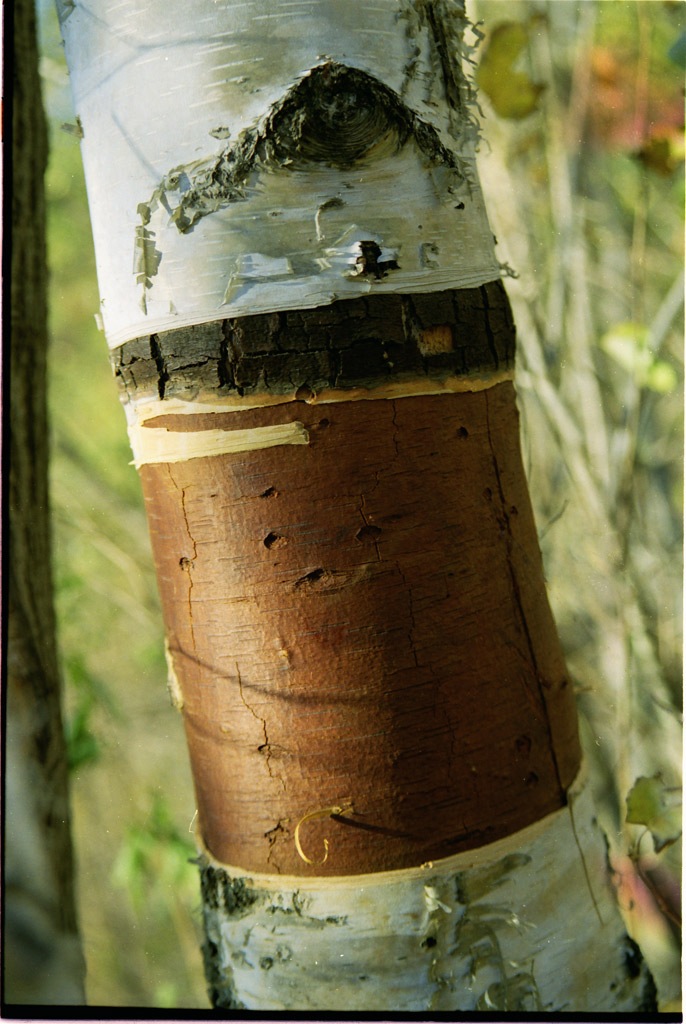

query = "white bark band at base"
[125, 371, 515, 467]
[198, 769, 654, 1012]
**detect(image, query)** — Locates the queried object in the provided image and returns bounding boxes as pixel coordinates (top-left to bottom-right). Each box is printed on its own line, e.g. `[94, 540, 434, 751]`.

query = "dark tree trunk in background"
[4, 0, 85, 1004]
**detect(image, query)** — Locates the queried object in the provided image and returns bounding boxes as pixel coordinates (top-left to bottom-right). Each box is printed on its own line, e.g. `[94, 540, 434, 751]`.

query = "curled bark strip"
[294, 803, 354, 865]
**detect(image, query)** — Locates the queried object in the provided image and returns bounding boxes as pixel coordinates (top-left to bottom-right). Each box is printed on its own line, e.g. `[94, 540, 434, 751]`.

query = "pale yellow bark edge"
[126, 371, 515, 467]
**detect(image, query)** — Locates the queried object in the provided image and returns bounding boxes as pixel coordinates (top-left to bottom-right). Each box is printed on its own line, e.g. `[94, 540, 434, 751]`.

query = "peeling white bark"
[199, 769, 655, 1011]
[60, 0, 500, 349]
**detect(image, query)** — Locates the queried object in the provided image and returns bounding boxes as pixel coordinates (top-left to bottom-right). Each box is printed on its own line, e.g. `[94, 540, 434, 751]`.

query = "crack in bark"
[396, 560, 420, 670]
[358, 499, 382, 562]
[150, 333, 168, 399]
[423, 1, 463, 116]
[390, 399, 401, 461]
[568, 798, 604, 926]
[236, 663, 285, 793]
[479, 285, 500, 371]
[217, 321, 234, 390]
[483, 392, 564, 798]
[167, 466, 198, 656]
[264, 819, 289, 874]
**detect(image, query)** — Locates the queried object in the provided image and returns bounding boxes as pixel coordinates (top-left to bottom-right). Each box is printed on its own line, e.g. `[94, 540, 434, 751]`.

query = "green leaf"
[646, 360, 678, 394]
[626, 774, 682, 853]
[64, 718, 100, 770]
[601, 322, 677, 392]
[64, 696, 101, 771]
[477, 21, 545, 120]
[601, 322, 651, 374]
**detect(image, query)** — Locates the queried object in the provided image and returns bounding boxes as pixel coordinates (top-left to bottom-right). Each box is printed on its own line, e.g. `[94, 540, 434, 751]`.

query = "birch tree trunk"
[60, 0, 657, 1010]
[6, 0, 85, 1004]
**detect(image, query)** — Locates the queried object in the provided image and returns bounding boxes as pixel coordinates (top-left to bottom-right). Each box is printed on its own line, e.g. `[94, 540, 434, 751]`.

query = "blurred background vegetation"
[36, 0, 682, 1009]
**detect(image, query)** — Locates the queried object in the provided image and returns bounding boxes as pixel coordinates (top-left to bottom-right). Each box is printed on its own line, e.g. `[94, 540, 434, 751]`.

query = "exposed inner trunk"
[115, 286, 580, 877]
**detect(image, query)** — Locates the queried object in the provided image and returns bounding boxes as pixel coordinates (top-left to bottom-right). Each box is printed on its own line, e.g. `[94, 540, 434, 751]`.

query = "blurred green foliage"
[38, 0, 681, 1010]
[112, 793, 198, 911]
[601, 322, 678, 395]
[626, 775, 682, 855]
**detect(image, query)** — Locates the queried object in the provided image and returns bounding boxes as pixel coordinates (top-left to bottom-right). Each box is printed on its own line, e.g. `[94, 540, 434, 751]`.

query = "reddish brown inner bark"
[139, 382, 580, 876]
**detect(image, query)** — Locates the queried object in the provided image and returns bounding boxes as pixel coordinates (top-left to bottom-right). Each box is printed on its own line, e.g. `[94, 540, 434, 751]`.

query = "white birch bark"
[199, 770, 655, 1011]
[59, 0, 500, 349]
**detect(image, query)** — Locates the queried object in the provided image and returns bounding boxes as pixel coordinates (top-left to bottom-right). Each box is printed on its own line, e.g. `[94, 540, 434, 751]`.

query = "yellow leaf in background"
[600, 322, 678, 393]
[601, 322, 651, 375]
[626, 774, 682, 853]
[646, 360, 678, 394]
[477, 21, 545, 120]
[636, 129, 686, 177]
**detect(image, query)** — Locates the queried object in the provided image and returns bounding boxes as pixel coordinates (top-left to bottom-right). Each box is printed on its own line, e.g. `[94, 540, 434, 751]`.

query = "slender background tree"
[4, 0, 85, 1004]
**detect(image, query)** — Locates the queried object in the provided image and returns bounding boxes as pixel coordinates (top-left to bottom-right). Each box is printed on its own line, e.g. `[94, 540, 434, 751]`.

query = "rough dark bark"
[4, 0, 85, 1005]
[111, 282, 515, 403]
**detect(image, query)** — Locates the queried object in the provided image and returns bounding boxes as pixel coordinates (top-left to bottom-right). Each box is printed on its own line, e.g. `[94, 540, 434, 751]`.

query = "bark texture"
[117, 287, 580, 877]
[59, 0, 500, 347]
[5, 0, 85, 1004]
[197, 777, 657, 1011]
[112, 282, 515, 403]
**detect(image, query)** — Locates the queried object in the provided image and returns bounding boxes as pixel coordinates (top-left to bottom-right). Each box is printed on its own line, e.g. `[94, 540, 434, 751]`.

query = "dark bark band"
[111, 282, 514, 405]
